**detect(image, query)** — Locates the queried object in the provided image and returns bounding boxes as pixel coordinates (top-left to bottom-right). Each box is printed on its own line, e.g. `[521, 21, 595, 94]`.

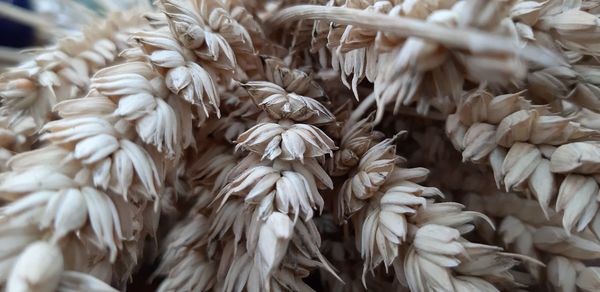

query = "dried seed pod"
[556, 175, 599, 234]
[502, 142, 541, 191]
[534, 227, 600, 260]
[243, 82, 334, 124]
[548, 256, 580, 292]
[0, 11, 144, 128]
[462, 123, 497, 163]
[577, 267, 600, 292]
[7, 241, 63, 292]
[448, 90, 600, 234]
[132, 29, 221, 117]
[235, 120, 336, 161]
[207, 59, 342, 290]
[413, 224, 465, 268]
[528, 159, 556, 217]
[255, 212, 294, 282]
[328, 116, 376, 176]
[359, 189, 424, 271]
[499, 216, 542, 280]
[7, 0, 600, 291]
[404, 223, 521, 292]
[339, 138, 397, 218]
[551, 142, 600, 174]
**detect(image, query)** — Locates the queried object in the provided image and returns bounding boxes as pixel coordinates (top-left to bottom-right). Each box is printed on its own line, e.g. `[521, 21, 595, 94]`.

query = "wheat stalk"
[2, 0, 600, 291]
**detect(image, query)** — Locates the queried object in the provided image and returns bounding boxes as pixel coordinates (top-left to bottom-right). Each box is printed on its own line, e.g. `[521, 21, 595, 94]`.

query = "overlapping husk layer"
[2, 0, 600, 291]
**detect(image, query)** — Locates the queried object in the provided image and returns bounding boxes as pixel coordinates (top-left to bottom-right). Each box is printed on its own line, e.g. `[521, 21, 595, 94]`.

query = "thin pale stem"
[269, 5, 563, 67]
[349, 92, 376, 125]
[0, 46, 27, 64]
[0, 2, 66, 36]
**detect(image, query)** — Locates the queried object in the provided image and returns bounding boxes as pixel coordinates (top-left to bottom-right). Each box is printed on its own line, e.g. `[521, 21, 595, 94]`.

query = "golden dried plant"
[2, 0, 600, 291]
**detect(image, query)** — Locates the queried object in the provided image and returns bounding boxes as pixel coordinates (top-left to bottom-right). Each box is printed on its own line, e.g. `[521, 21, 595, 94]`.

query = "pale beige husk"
[2, 0, 600, 291]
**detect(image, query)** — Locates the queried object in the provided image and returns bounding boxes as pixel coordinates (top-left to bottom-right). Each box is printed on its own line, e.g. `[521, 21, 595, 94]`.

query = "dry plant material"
[3, 0, 600, 291]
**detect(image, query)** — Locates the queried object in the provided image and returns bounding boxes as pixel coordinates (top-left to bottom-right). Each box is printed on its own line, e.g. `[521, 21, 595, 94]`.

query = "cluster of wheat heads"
[1, 0, 600, 291]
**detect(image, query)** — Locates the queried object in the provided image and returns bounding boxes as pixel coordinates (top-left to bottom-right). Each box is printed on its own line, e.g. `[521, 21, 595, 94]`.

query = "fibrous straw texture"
[1, 0, 600, 291]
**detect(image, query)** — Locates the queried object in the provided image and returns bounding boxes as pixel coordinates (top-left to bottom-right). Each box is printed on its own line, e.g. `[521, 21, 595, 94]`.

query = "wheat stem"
[270, 5, 563, 67]
[0, 46, 26, 63]
[0, 2, 66, 36]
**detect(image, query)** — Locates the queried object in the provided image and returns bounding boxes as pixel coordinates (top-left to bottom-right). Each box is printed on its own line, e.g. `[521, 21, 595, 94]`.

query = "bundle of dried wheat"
[3, 0, 600, 291]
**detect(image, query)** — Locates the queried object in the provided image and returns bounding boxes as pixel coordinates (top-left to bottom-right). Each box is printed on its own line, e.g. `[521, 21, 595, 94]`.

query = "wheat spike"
[3, 0, 600, 291]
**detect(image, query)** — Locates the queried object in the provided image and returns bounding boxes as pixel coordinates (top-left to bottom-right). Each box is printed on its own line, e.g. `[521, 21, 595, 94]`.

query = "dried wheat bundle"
[0, 2, 152, 172]
[3, 0, 600, 291]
